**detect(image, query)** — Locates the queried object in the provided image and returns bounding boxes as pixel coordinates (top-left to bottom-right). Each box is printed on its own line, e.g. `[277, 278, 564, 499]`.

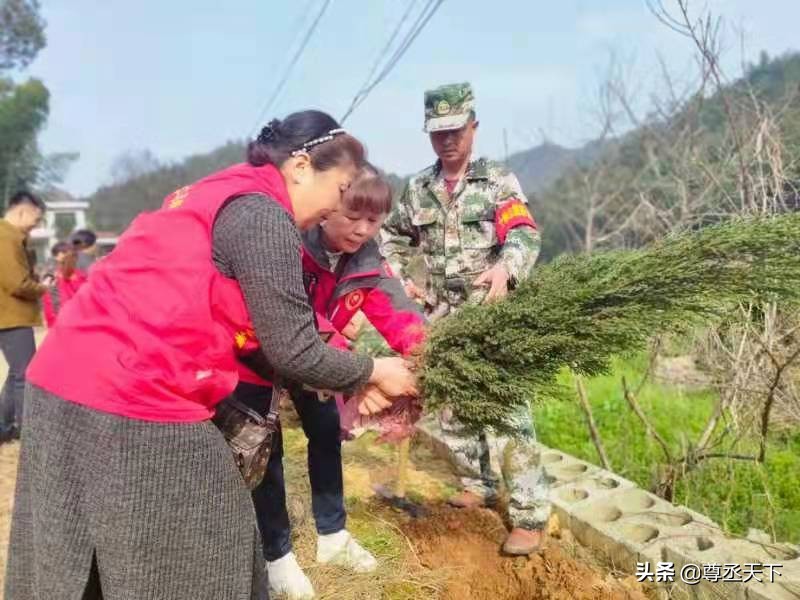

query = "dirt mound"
[401, 505, 650, 600]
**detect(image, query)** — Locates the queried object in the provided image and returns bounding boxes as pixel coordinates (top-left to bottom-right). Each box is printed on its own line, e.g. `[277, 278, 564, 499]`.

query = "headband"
[290, 128, 347, 156]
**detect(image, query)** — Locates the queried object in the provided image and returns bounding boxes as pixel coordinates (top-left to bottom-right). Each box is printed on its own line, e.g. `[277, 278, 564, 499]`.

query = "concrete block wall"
[415, 418, 800, 599]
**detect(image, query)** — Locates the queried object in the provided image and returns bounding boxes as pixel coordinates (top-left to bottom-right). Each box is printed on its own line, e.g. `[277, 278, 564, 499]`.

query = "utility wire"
[373, 0, 443, 85]
[340, 0, 445, 123]
[250, 0, 333, 135]
[341, 0, 440, 122]
[347, 0, 418, 114]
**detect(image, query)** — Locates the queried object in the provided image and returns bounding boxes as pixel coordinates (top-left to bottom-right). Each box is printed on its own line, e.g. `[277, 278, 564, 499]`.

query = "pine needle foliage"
[419, 214, 800, 435]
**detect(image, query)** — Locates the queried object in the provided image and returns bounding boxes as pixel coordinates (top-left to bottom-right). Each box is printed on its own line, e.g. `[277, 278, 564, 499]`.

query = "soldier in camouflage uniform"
[380, 82, 551, 555]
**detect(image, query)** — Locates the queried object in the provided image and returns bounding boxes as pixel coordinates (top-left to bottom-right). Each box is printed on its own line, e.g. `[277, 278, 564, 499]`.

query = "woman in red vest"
[41, 241, 87, 327]
[231, 167, 425, 598]
[6, 111, 417, 600]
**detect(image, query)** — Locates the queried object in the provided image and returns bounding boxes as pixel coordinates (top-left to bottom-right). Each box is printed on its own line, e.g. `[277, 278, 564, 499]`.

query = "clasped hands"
[357, 356, 418, 416]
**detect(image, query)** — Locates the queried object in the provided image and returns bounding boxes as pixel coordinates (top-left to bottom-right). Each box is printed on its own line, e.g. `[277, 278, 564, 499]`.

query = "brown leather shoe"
[447, 490, 486, 509]
[502, 528, 544, 555]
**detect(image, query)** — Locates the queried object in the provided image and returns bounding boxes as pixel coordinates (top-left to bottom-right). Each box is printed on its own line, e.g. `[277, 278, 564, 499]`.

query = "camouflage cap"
[424, 82, 475, 133]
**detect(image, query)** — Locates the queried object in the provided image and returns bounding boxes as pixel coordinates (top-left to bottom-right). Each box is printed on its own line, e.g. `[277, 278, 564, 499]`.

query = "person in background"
[231, 165, 425, 599]
[6, 111, 416, 600]
[380, 82, 551, 556]
[0, 191, 47, 443]
[41, 241, 87, 328]
[70, 228, 99, 270]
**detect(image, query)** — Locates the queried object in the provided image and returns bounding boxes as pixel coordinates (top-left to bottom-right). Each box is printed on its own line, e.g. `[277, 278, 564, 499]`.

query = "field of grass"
[535, 354, 800, 544]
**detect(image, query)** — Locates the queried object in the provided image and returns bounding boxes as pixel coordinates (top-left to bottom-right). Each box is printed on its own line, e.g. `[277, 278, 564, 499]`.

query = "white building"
[27, 188, 90, 264]
[24, 188, 120, 269]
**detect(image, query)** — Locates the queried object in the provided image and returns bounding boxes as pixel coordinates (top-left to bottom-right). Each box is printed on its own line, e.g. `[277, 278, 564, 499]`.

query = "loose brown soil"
[400, 505, 651, 600]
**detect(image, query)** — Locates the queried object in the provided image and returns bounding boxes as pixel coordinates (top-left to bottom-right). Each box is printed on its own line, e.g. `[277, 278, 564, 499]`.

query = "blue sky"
[26, 0, 800, 197]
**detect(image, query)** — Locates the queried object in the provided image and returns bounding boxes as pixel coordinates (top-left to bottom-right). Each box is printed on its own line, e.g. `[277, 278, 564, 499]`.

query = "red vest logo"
[234, 328, 256, 350]
[167, 185, 191, 209]
[344, 290, 365, 311]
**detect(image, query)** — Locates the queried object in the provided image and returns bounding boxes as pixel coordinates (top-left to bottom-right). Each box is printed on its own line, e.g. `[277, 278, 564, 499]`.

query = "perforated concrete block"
[663, 542, 748, 600]
[566, 487, 679, 571]
[548, 473, 636, 532]
[538, 448, 596, 477]
[745, 556, 800, 600]
[671, 504, 719, 528]
[747, 581, 800, 600]
[664, 535, 800, 600]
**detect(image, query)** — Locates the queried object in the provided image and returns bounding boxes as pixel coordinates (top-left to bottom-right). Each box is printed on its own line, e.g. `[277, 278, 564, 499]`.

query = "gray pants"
[0, 327, 35, 433]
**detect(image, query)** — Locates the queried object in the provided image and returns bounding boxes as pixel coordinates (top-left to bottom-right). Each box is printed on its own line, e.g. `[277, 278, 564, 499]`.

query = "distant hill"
[506, 140, 604, 195]
[87, 142, 244, 232]
[535, 50, 800, 260]
[85, 135, 601, 234]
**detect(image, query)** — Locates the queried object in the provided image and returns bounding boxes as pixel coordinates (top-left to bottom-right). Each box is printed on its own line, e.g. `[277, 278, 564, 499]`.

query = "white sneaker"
[316, 530, 378, 573]
[267, 552, 315, 599]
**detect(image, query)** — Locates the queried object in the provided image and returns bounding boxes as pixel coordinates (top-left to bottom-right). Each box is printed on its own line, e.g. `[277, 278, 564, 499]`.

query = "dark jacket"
[301, 226, 426, 355]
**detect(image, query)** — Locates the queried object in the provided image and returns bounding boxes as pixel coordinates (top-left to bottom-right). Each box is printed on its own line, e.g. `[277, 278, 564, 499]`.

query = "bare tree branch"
[575, 376, 612, 470]
[622, 376, 674, 464]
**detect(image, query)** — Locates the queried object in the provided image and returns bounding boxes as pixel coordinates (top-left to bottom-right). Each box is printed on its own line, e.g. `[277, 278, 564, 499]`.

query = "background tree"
[0, 0, 45, 70]
[0, 76, 48, 201]
[0, 0, 77, 205]
[88, 142, 244, 231]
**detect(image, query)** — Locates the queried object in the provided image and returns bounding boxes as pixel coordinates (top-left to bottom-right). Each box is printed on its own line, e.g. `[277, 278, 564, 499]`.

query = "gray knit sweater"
[212, 194, 373, 394]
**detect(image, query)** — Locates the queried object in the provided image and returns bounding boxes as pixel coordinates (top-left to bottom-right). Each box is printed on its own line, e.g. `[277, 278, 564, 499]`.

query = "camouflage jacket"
[380, 157, 541, 308]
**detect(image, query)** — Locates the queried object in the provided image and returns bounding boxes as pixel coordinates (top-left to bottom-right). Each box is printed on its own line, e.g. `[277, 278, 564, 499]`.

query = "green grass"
[535, 354, 800, 544]
[352, 321, 395, 357]
[280, 425, 451, 599]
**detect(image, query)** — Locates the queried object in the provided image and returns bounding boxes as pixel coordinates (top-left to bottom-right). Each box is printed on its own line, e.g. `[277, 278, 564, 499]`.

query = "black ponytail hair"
[248, 110, 364, 171]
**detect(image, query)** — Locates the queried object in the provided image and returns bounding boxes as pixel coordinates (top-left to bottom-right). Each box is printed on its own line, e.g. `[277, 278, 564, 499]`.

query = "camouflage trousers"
[436, 404, 551, 530]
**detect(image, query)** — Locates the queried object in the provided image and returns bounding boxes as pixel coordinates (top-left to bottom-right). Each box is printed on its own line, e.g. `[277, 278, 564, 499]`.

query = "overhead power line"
[354, 0, 419, 108]
[340, 0, 445, 123]
[249, 0, 333, 136]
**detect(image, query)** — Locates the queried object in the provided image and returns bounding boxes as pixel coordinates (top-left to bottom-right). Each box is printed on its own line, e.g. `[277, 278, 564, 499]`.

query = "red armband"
[495, 198, 537, 244]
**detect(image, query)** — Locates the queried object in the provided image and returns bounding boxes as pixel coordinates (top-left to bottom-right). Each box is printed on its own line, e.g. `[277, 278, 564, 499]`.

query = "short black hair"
[71, 229, 97, 248]
[7, 190, 45, 212]
[51, 241, 72, 257]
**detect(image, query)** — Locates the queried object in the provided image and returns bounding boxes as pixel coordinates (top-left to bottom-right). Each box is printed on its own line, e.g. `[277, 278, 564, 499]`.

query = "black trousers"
[234, 382, 346, 561]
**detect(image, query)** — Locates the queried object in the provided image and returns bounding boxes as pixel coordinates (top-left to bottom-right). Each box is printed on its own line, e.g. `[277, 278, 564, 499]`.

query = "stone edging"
[414, 418, 800, 600]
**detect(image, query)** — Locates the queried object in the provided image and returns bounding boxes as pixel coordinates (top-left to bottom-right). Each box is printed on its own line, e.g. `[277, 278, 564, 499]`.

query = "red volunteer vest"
[42, 268, 87, 327]
[230, 244, 423, 387]
[27, 163, 293, 422]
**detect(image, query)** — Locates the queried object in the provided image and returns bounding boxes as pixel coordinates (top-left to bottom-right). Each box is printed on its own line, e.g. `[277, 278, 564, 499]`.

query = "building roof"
[41, 187, 89, 210]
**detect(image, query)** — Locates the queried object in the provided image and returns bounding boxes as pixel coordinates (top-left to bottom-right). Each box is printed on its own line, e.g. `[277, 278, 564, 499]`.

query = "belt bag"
[212, 383, 282, 490]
